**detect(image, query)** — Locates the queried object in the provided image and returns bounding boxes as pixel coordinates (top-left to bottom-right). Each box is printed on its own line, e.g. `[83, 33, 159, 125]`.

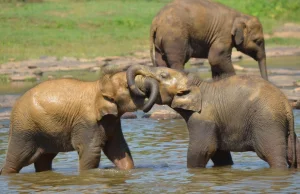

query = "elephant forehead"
[164, 76, 189, 93]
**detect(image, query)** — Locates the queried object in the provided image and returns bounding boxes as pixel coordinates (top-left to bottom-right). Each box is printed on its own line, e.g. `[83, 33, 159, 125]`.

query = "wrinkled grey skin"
[127, 65, 299, 169]
[150, 0, 268, 80]
[0, 64, 160, 175]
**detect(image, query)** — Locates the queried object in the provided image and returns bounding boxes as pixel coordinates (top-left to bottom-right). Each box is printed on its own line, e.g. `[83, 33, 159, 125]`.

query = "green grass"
[266, 38, 300, 46]
[0, 0, 170, 64]
[0, 0, 299, 64]
[216, 0, 300, 34]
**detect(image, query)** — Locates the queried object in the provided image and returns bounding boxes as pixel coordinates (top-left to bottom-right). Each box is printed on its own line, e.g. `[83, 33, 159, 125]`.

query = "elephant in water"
[127, 65, 299, 169]
[0, 64, 172, 175]
[150, 0, 268, 80]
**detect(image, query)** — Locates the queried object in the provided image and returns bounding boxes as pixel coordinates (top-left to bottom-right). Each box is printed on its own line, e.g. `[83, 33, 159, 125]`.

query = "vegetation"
[0, 0, 299, 64]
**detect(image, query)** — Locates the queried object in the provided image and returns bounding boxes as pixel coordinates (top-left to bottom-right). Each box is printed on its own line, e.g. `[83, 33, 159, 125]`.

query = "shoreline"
[0, 46, 300, 120]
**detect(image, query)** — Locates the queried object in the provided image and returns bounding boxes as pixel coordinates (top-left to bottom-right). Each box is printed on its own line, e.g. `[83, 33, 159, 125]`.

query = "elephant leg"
[154, 49, 168, 67]
[162, 37, 190, 70]
[103, 120, 134, 170]
[208, 44, 235, 78]
[187, 120, 217, 168]
[254, 126, 288, 168]
[34, 153, 57, 172]
[1, 135, 43, 174]
[77, 145, 101, 171]
[211, 150, 234, 166]
[288, 135, 300, 168]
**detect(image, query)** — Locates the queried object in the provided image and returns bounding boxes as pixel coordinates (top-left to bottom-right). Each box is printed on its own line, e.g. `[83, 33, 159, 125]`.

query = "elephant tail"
[288, 109, 297, 168]
[150, 27, 156, 67]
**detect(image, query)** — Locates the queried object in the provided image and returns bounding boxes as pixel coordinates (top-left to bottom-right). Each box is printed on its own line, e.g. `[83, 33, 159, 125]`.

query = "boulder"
[143, 109, 182, 120]
[121, 112, 137, 119]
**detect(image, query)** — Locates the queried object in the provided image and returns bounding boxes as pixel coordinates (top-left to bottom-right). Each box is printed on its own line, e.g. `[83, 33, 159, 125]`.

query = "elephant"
[126, 65, 299, 169]
[0, 64, 163, 175]
[150, 0, 268, 80]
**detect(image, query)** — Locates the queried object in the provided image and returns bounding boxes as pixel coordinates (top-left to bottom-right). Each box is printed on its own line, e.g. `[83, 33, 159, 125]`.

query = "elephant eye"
[104, 95, 115, 103]
[254, 39, 263, 46]
[160, 72, 169, 79]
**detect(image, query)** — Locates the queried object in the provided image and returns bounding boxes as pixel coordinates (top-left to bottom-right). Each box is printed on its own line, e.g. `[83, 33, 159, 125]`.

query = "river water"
[0, 111, 300, 193]
[1, 56, 300, 193]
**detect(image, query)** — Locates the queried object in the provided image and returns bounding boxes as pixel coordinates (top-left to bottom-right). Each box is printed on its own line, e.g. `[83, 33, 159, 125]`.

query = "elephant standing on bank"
[150, 0, 268, 80]
[127, 65, 299, 168]
[0, 64, 164, 175]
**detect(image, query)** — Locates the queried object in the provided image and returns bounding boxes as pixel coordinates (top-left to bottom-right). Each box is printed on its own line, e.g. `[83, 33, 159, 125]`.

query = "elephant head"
[96, 64, 159, 119]
[231, 15, 268, 80]
[126, 65, 201, 112]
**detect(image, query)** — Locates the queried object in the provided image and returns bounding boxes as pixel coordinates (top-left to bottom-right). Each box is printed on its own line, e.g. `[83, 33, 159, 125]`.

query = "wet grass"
[0, 0, 299, 64]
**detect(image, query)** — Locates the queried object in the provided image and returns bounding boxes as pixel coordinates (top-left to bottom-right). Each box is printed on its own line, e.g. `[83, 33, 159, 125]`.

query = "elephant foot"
[0, 166, 19, 175]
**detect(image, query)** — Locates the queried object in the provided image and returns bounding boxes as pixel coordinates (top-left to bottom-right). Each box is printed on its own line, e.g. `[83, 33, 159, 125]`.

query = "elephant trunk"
[142, 77, 159, 112]
[126, 65, 155, 97]
[258, 56, 268, 81]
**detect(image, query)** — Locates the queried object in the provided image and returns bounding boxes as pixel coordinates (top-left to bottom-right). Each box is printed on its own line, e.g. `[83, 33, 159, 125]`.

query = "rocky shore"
[1, 46, 300, 121]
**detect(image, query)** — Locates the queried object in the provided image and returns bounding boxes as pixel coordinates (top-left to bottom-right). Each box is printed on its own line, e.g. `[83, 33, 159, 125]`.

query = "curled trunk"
[126, 65, 154, 96]
[142, 77, 159, 112]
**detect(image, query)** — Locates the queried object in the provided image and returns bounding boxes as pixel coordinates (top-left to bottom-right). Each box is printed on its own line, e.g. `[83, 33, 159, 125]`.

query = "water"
[0, 56, 300, 192]
[0, 111, 300, 193]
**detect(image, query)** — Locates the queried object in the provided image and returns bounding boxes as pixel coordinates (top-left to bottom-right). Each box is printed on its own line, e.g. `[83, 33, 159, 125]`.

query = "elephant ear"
[171, 86, 201, 113]
[97, 78, 119, 120]
[231, 17, 247, 46]
[96, 93, 118, 121]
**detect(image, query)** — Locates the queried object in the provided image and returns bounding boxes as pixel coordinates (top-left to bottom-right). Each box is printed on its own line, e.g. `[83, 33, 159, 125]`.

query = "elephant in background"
[127, 65, 299, 169]
[0, 64, 162, 175]
[150, 0, 268, 80]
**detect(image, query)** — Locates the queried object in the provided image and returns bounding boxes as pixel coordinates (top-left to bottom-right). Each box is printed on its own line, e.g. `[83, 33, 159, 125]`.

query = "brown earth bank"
[1, 45, 300, 120]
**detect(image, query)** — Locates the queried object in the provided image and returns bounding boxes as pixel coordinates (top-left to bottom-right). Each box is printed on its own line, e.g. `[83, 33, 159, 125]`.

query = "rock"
[121, 112, 137, 119]
[294, 87, 300, 93]
[143, 110, 182, 120]
[290, 100, 300, 109]
[233, 64, 245, 71]
[33, 69, 43, 76]
[102, 56, 120, 62]
[27, 65, 37, 69]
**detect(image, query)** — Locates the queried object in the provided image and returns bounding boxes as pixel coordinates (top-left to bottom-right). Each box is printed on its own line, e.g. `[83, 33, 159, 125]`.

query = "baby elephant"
[0, 64, 159, 174]
[127, 66, 299, 168]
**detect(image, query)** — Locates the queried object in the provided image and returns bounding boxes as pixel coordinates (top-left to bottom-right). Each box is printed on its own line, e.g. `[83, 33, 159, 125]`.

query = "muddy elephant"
[150, 0, 268, 80]
[0, 64, 162, 175]
[127, 65, 299, 168]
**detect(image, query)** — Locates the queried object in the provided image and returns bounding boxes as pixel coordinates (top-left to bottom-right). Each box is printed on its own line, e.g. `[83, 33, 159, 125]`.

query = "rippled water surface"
[0, 110, 300, 193]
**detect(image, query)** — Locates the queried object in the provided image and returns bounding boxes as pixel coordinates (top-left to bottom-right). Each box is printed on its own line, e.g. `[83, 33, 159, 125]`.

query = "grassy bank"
[0, 0, 299, 64]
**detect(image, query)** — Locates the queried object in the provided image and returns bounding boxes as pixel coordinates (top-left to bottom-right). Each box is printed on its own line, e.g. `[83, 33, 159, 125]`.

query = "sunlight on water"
[0, 110, 300, 193]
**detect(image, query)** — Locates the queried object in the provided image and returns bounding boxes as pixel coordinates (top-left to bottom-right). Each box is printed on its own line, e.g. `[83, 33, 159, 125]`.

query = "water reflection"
[0, 111, 300, 193]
